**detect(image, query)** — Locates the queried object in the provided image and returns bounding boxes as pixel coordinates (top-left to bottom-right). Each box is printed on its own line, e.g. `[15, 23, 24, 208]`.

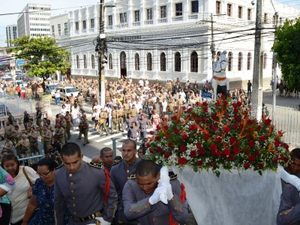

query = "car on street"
[45, 84, 60, 97]
[14, 80, 27, 87]
[58, 86, 79, 99]
[1, 76, 14, 84]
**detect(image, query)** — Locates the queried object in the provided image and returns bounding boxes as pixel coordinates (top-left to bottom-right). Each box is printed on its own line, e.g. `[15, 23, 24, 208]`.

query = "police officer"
[99, 108, 109, 136]
[117, 105, 124, 132]
[139, 113, 148, 140]
[130, 104, 138, 120]
[78, 114, 89, 146]
[4, 121, 14, 140]
[59, 114, 67, 143]
[123, 100, 130, 119]
[42, 124, 52, 155]
[54, 143, 118, 225]
[28, 126, 39, 155]
[122, 160, 189, 225]
[55, 123, 65, 146]
[16, 134, 30, 157]
[36, 107, 42, 127]
[110, 139, 142, 224]
[111, 106, 119, 134]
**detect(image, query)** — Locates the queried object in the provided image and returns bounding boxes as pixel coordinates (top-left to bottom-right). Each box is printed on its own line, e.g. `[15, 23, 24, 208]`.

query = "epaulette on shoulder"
[112, 159, 122, 166]
[128, 174, 137, 180]
[56, 163, 64, 169]
[169, 171, 178, 180]
[88, 161, 103, 169]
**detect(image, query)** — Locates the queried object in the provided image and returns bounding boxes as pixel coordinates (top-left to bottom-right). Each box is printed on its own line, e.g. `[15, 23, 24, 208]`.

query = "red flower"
[155, 136, 161, 141]
[234, 108, 238, 113]
[233, 147, 240, 154]
[264, 118, 272, 125]
[190, 150, 197, 158]
[150, 131, 154, 135]
[210, 143, 217, 151]
[233, 124, 238, 129]
[156, 146, 162, 152]
[189, 124, 197, 131]
[146, 143, 150, 148]
[198, 160, 203, 167]
[212, 114, 217, 120]
[257, 125, 262, 131]
[237, 102, 242, 107]
[217, 137, 222, 143]
[248, 140, 255, 148]
[223, 126, 230, 133]
[247, 155, 256, 162]
[168, 142, 173, 148]
[244, 163, 250, 169]
[259, 163, 264, 169]
[210, 162, 214, 167]
[182, 134, 188, 140]
[178, 157, 187, 165]
[216, 151, 222, 156]
[244, 148, 249, 154]
[254, 150, 260, 156]
[163, 125, 168, 130]
[230, 137, 236, 144]
[247, 120, 253, 125]
[192, 113, 197, 118]
[273, 157, 278, 163]
[156, 125, 161, 130]
[171, 115, 177, 120]
[195, 118, 200, 124]
[259, 136, 266, 142]
[174, 128, 179, 134]
[211, 125, 218, 132]
[164, 152, 171, 158]
[180, 145, 187, 152]
[198, 148, 205, 155]
[223, 148, 230, 156]
[196, 142, 201, 149]
[165, 134, 170, 139]
[149, 148, 154, 153]
[204, 134, 210, 140]
[228, 154, 235, 161]
[274, 140, 281, 147]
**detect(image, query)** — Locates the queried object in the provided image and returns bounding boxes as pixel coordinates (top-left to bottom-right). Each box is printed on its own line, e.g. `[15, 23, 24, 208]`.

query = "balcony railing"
[117, 23, 128, 28]
[158, 18, 168, 23]
[172, 16, 183, 22]
[132, 21, 140, 26]
[189, 14, 198, 20]
[144, 20, 153, 25]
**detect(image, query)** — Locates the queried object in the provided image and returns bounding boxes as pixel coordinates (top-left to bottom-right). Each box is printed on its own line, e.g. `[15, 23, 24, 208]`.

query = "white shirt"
[7, 166, 39, 223]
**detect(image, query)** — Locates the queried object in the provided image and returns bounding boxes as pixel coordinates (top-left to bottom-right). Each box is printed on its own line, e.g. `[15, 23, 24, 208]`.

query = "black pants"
[11, 220, 23, 225]
[0, 202, 11, 225]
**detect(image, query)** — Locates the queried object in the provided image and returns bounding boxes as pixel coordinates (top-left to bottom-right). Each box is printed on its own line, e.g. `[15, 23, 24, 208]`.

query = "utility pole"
[210, 13, 216, 76]
[96, 0, 107, 107]
[252, 0, 263, 120]
[272, 12, 278, 121]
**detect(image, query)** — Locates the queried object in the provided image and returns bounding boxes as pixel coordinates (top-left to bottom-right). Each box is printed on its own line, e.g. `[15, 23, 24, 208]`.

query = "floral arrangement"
[146, 96, 290, 176]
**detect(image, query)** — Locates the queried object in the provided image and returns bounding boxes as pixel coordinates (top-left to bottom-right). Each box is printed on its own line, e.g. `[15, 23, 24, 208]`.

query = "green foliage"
[272, 18, 300, 91]
[10, 35, 71, 78]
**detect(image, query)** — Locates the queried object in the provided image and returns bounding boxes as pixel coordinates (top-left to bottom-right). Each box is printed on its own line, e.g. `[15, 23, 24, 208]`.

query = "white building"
[17, 3, 51, 38]
[6, 25, 18, 47]
[49, 13, 69, 39]
[62, 0, 299, 89]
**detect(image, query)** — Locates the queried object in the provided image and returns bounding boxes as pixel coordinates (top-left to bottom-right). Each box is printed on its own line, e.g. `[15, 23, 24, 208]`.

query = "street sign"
[201, 91, 213, 99]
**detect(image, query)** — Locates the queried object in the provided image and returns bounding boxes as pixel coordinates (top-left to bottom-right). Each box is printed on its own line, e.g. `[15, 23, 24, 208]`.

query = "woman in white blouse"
[2, 154, 39, 225]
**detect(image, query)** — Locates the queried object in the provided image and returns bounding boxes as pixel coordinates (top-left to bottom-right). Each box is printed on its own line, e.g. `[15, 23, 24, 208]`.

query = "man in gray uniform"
[110, 139, 142, 224]
[123, 160, 189, 225]
[54, 142, 118, 225]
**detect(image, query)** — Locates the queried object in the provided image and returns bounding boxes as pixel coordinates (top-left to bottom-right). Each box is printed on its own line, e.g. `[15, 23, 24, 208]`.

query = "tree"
[272, 18, 300, 92]
[10, 35, 71, 78]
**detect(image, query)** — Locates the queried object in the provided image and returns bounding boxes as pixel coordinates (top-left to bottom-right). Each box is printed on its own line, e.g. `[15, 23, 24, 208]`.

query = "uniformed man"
[59, 114, 67, 143]
[4, 121, 14, 140]
[78, 114, 89, 146]
[42, 124, 52, 155]
[23, 111, 30, 131]
[100, 147, 114, 172]
[25, 86, 32, 100]
[117, 105, 124, 132]
[128, 121, 139, 141]
[26, 119, 34, 134]
[110, 139, 142, 224]
[130, 104, 138, 120]
[99, 108, 109, 136]
[2, 137, 14, 155]
[36, 107, 42, 127]
[123, 100, 130, 119]
[111, 106, 119, 134]
[16, 134, 30, 157]
[123, 160, 189, 225]
[125, 113, 135, 132]
[37, 85, 44, 100]
[28, 126, 39, 155]
[54, 142, 118, 225]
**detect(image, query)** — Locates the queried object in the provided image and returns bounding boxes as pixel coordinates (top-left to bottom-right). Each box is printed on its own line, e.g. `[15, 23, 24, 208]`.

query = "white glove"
[280, 167, 300, 191]
[95, 217, 111, 225]
[158, 166, 174, 201]
[149, 185, 168, 205]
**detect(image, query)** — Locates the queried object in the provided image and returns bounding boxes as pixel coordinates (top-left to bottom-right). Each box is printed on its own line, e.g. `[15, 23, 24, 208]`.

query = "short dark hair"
[2, 154, 20, 174]
[61, 142, 81, 158]
[37, 157, 57, 171]
[100, 147, 113, 156]
[291, 148, 300, 160]
[136, 160, 160, 177]
[123, 139, 136, 150]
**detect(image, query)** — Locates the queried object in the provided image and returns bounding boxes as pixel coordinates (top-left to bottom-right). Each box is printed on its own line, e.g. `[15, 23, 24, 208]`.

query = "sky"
[0, 0, 298, 47]
[0, 0, 98, 47]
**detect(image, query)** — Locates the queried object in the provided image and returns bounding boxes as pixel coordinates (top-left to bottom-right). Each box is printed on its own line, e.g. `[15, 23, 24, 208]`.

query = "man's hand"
[158, 166, 174, 201]
[96, 217, 111, 225]
[149, 185, 168, 205]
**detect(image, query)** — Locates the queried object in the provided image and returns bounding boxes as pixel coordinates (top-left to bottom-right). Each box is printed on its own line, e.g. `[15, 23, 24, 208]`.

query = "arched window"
[83, 55, 87, 68]
[247, 53, 251, 70]
[191, 51, 198, 72]
[135, 53, 140, 70]
[160, 52, 166, 71]
[238, 52, 242, 71]
[147, 53, 152, 71]
[91, 54, 95, 69]
[76, 55, 80, 68]
[175, 52, 181, 72]
[109, 54, 113, 69]
[228, 52, 232, 71]
[263, 53, 267, 69]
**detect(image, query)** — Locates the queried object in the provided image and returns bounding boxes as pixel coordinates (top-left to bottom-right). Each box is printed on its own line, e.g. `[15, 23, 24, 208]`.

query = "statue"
[212, 51, 229, 101]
